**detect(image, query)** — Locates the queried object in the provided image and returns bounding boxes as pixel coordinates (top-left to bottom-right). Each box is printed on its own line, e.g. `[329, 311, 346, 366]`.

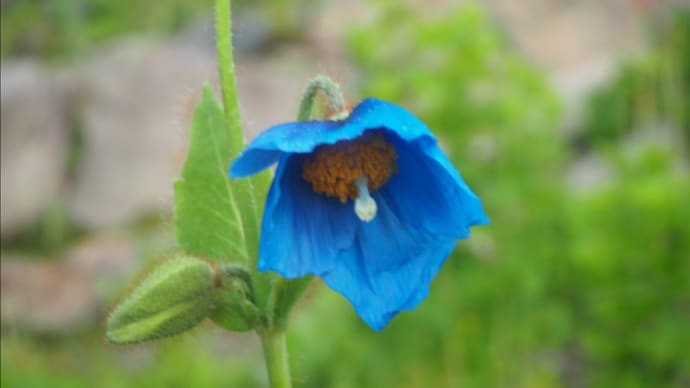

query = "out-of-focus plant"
[0, 0, 322, 59]
[580, 9, 690, 151]
[566, 148, 690, 387]
[1, 333, 262, 388]
[570, 17, 690, 386]
[0, 0, 212, 58]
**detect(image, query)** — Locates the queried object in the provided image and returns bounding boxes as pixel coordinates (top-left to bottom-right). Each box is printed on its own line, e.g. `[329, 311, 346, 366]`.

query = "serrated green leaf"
[106, 257, 214, 344]
[174, 85, 271, 263]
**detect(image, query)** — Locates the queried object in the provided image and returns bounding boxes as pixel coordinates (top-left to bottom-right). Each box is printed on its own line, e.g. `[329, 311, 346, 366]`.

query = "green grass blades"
[106, 256, 215, 344]
[174, 85, 270, 263]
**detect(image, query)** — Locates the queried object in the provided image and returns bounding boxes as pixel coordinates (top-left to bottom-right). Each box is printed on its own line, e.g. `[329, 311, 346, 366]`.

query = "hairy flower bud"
[106, 257, 214, 344]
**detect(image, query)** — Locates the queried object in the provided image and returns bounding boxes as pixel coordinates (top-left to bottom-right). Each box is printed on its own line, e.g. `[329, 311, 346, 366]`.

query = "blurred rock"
[0, 235, 139, 332]
[305, 0, 369, 76]
[66, 235, 139, 297]
[230, 2, 365, 139]
[484, 0, 643, 72]
[0, 61, 68, 237]
[232, 8, 274, 53]
[482, 0, 647, 136]
[66, 38, 215, 228]
[2, 12, 357, 232]
[1, 256, 98, 333]
[234, 48, 357, 139]
[235, 49, 317, 139]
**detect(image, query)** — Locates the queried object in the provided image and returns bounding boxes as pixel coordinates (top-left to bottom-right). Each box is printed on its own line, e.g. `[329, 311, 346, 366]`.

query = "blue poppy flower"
[230, 98, 488, 331]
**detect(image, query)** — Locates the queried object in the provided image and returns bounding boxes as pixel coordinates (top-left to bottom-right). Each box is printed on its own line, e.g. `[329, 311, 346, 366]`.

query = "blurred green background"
[1, 0, 688, 387]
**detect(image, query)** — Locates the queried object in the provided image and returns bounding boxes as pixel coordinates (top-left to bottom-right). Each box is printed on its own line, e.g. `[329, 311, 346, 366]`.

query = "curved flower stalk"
[230, 96, 489, 330]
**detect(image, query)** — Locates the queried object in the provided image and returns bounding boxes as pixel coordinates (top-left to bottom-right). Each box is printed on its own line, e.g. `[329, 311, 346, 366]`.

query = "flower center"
[302, 132, 398, 221]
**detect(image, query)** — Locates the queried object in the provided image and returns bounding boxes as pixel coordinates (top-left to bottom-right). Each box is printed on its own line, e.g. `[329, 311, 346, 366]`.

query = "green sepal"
[271, 276, 314, 329]
[106, 257, 214, 344]
[210, 264, 263, 332]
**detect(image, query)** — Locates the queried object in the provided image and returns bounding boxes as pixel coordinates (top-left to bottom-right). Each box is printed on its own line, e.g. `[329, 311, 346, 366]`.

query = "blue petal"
[380, 133, 489, 238]
[258, 154, 358, 278]
[230, 121, 340, 177]
[229, 98, 436, 177]
[321, 193, 457, 331]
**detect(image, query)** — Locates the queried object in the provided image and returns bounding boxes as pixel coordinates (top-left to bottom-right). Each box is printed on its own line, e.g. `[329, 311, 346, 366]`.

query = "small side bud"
[210, 264, 262, 332]
[106, 257, 214, 344]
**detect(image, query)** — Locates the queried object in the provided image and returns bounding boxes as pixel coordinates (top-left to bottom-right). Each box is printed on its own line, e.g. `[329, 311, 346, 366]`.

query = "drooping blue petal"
[230, 121, 340, 177]
[380, 133, 489, 238]
[229, 98, 437, 177]
[258, 154, 358, 278]
[321, 193, 457, 331]
[229, 148, 283, 178]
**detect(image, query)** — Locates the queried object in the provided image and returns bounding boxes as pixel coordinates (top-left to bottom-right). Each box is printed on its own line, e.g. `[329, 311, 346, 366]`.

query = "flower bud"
[107, 257, 214, 344]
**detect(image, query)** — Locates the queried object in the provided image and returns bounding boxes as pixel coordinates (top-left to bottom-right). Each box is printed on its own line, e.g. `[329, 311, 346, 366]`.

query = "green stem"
[215, 2, 293, 385]
[297, 75, 346, 121]
[215, 0, 242, 135]
[260, 330, 292, 388]
[215, 6, 339, 385]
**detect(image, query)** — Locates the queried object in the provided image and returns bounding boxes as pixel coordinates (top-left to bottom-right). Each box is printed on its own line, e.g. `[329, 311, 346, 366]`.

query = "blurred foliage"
[580, 9, 690, 151]
[0, 0, 213, 59]
[566, 150, 690, 387]
[0, 0, 320, 60]
[2, 1, 689, 388]
[1, 330, 263, 388]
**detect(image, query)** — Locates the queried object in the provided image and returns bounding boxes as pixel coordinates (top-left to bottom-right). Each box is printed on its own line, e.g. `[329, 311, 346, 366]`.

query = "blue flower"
[230, 98, 488, 330]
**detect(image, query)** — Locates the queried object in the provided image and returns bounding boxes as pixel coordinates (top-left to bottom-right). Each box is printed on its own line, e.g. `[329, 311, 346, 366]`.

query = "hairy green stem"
[215, 0, 242, 136]
[214, 0, 292, 385]
[297, 75, 346, 121]
[260, 330, 292, 388]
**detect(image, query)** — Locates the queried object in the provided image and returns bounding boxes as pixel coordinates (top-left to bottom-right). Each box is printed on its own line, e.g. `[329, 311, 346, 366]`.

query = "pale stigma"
[354, 176, 377, 222]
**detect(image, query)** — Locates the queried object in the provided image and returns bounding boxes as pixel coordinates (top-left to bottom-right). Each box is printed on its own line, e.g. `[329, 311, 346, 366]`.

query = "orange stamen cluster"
[302, 132, 398, 203]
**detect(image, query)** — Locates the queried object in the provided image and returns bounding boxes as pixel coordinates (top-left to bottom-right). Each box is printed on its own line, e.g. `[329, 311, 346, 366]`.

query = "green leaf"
[174, 85, 271, 262]
[106, 257, 214, 344]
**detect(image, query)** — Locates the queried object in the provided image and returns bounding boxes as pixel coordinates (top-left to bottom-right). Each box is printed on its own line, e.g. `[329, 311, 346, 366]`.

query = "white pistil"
[354, 176, 377, 222]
